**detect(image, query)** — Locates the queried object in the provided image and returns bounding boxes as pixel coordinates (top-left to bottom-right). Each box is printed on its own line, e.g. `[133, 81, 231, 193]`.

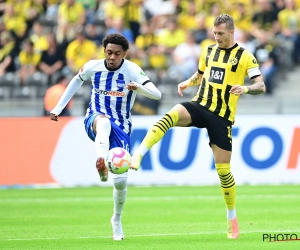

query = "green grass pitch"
[1, 185, 299, 250]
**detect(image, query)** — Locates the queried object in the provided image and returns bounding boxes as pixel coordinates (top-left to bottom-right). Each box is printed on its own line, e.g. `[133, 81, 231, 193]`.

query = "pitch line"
[2, 229, 300, 241]
[1, 194, 300, 203]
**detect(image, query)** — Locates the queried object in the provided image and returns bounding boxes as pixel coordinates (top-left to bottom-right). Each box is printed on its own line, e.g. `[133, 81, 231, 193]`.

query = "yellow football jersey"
[192, 44, 259, 123]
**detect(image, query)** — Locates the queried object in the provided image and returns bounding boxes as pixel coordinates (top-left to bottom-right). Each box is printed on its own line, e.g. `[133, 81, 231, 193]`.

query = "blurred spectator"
[29, 20, 49, 53]
[76, 0, 99, 25]
[254, 33, 280, 94]
[272, 0, 286, 15]
[17, 38, 41, 85]
[177, 0, 198, 30]
[0, 18, 6, 34]
[56, 0, 85, 43]
[44, 0, 60, 22]
[106, 17, 134, 44]
[39, 33, 65, 84]
[0, 0, 5, 16]
[64, 28, 97, 75]
[251, 0, 280, 40]
[103, 0, 127, 28]
[135, 22, 158, 51]
[85, 22, 104, 47]
[277, 0, 300, 64]
[156, 17, 186, 55]
[143, 0, 176, 18]
[23, 0, 46, 29]
[123, 0, 143, 41]
[200, 28, 216, 52]
[12, 0, 46, 29]
[170, 0, 182, 15]
[230, 2, 252, 33]
[192, 13, 208, 44]
[205, 2, 222, 28]
[44, 75, 73, 116]
[199, 0, 225, 14]
[2, 0, 300, 104]
[147, 44, 169, 71]
[135, 22, 158, 66]
[236, 30, 256, 54]
[96, 44, 105, 60]
[126, 45, 144, 68]
[2, 3, 28, 47]
[0, 31, 17, 76]
[94, 0, 106, 25]
[167, 31, 201, 81]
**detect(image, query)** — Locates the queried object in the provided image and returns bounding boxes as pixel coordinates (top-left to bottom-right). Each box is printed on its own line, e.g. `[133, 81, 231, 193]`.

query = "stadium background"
[1, 1, 300, 249]
[0, 0, 299, 186]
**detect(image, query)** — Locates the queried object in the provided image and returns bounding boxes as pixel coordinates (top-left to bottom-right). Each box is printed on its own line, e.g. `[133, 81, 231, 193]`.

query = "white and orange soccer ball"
[105, 147, 131, 174]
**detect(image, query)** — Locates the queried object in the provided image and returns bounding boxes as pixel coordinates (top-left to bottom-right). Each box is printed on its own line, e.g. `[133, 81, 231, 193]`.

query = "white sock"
[112, 177, 127, 222]
[227, 208, 236, 220]
[136, 144, 149, 157]
[95, 117, 111, 158]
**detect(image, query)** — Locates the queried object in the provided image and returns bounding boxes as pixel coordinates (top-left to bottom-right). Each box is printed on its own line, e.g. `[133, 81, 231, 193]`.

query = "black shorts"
[180, 101, 233, 151]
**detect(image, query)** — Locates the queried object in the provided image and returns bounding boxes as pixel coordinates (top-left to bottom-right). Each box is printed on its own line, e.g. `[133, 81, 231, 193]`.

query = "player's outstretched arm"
[247, 75, 266, 95]
[178, 71, 203, 97]
[50, 74, 84, 119]
[126, 81, 161, 100]
[229, 75, 266, 95]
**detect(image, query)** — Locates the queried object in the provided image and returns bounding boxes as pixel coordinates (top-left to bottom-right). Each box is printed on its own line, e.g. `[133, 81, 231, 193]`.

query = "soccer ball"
[105, 147, 131, 174]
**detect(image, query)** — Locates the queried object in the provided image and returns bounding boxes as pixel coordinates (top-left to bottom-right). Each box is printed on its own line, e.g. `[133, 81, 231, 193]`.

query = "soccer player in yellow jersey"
[130, 14, 266, 239]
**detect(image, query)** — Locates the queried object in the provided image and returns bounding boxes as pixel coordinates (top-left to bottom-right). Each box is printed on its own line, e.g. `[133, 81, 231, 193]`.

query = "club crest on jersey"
[116, 79, 126, 88]
[229, 57, 238, 65]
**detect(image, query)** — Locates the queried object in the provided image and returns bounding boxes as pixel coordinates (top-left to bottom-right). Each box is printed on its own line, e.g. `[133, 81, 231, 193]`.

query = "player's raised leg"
[94, 116, 111, 182]
[111, 176, 127, 240]
[130, 107, 179, 170]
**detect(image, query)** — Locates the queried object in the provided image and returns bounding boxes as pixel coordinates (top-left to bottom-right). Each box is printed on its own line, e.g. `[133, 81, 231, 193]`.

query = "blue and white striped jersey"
[79, 59, 150, 134]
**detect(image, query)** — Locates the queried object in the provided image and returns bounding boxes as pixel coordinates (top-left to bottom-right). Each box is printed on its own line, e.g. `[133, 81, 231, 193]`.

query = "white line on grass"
[2, 230, 300, 241]
[1, 194, 300, 203]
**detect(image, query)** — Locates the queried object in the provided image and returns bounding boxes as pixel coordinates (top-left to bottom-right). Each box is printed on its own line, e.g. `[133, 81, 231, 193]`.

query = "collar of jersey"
[218, 43, 238, 51]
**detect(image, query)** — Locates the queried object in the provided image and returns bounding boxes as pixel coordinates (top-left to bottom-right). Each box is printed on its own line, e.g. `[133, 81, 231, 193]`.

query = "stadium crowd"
[0, 0, 300, 115]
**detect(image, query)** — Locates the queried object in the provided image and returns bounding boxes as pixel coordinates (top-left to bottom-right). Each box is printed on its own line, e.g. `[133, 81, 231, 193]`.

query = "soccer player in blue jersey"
[50, 33, 161, 240]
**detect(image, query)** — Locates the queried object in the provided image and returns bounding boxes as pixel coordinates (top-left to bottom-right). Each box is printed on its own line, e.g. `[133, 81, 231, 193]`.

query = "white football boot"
[111, 219, 124, 240]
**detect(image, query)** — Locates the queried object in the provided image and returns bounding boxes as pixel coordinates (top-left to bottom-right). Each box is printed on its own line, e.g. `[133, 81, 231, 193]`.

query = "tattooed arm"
[188, 71, 203, 86]
[229, 75, 266, 95]
[247, 75, 266, 95]
[178, 71, 203, 97]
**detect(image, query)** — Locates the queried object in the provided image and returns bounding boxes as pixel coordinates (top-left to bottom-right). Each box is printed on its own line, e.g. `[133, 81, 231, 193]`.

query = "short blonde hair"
[214, 14, 235, 30]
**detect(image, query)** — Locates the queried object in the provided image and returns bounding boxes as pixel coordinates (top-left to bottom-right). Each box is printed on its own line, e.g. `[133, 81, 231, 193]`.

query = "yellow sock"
[143, 109, 179, 150]
[215, 163, 236, 210]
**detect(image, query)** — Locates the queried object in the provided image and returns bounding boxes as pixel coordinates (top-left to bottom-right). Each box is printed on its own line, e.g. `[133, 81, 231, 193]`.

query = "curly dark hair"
[102, 34, 129, 51]
[214, 14, 235, 30]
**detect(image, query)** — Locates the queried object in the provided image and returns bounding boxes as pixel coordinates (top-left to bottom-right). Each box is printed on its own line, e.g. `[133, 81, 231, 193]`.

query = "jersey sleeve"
[78, 60, 95, 81]
[244, 51, 261, 79]
[246, 52, 259, 70]
[198, 47, 207, 74]
[127, 61, 161, 100]
[128, 62, 150, 84]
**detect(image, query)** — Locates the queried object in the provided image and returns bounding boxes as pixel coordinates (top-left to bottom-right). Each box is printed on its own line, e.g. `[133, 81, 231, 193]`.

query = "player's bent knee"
[215, 163, 231, 175]
[173, 104, 191, 126]
[112, 177, 127, 190]
[96, 117, 110, 129]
